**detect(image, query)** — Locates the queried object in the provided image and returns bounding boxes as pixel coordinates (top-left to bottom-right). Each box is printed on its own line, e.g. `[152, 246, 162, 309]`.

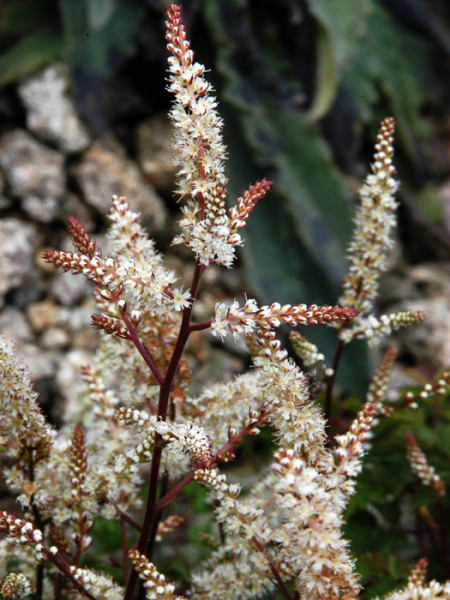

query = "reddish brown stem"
[251, 535, 294, 600]
[120, 516, 129, 586]
[122, 313, 164, 385]
[156, 414, 265, 512]
[123, 260, 205, 600]
[189, 320, 212, 332]
[324, 339, 345, 432]
[46, 553, 99, 600]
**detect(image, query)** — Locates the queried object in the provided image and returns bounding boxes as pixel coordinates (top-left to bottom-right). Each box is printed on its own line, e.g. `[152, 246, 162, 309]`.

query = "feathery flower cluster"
[0, 572, 33, 598]
[156, 421, 212, 468]
[339, 117, 398, 315]
[129, 550, 186, 600]
[272, 449, 360, 599]
[0, 335, 51, 454]
[69, 567, 123, 600]
[405, 432, 446, 497]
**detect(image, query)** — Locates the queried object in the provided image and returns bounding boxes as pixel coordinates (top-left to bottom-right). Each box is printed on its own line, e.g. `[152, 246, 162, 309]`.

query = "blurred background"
[0, 0, 450, 595]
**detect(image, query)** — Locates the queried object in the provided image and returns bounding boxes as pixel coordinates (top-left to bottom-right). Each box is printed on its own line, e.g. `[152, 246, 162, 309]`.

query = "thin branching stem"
[124, 259, 205, 600]
[324, 338, 345, 433]
[122, 312, 164, 385]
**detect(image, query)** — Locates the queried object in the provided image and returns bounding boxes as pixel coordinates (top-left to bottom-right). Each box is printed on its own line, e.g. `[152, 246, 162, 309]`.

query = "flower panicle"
[66, 216, 101, 257]
[405, 432, 445, 497]
[339, 117, 398, 315]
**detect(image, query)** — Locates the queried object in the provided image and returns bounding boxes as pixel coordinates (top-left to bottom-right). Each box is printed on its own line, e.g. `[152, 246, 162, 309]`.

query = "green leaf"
[307, 0, 373, 119]
[0, 26, 62, 87]
[0, 0, 58, 35]
[342, 4, 429, 161]
[58, 0, 145, 75]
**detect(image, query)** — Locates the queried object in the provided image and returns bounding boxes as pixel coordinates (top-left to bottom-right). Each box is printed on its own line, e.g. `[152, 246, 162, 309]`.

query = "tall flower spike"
[339, 117, 398, 315]
[166, 4, 232, 266]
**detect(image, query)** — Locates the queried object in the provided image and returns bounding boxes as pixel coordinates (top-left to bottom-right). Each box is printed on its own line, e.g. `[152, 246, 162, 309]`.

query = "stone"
[0, 307, 33, 343]
[41, 326, 71, 350]
[73, 136, 167, 233]
[0, 130, 65, 221]
[50, 270, 93, 306]
[0, 218, 37, 305]
[136, 114, 176, 193]
[27, 299, 59, 332]
[18, 63, 91, 153]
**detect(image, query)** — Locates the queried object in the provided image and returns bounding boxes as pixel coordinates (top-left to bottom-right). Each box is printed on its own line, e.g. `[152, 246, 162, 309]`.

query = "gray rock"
[73, 136, 167, 233]
[18, 63, 91, 154]
[136, 114, 176, 193]
[50, 270, 93, 306]
[0, 307, 33, 343]
[0, 218, 37, 305]
[0, 130, 65, 221]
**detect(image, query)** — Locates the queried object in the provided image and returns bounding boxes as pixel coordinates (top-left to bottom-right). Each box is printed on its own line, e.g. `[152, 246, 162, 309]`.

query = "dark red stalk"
[123, 260, 205, 600]
[122, 312, 164, 385]
[324, 338, 345, 434]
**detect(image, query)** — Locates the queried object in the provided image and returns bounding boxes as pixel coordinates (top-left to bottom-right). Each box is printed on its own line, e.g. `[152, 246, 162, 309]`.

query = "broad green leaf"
[342, 4, 429, 161]
[0, 27, 62, 87]
[0, 0, 57, 35]
[58, 0, 144, 75]
[307, 0, 373, 120]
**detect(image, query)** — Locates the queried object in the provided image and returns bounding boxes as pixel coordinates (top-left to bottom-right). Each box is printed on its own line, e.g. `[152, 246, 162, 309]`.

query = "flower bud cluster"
[155, 515, 185, 542]
[399, 371, 450, 411]
[211, 299, 356, 340]
[289, 331, 325, 369]
[407, 558, 428, 587]
[156, 421, 212, 468]
[129, 549, 186, 600]
[0, 572, 33, 598]
[69, 567, 123, 600]
[367, 348, 397, 411]
[0, 512, 45, 562]
[339, 310, 425, 346]
[334, 401, 378, 491]
[405, 432, 445, 497]
[228, 180, 272, 236]
[66, 216, 101, 257]
[80, 364, 120, 418]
